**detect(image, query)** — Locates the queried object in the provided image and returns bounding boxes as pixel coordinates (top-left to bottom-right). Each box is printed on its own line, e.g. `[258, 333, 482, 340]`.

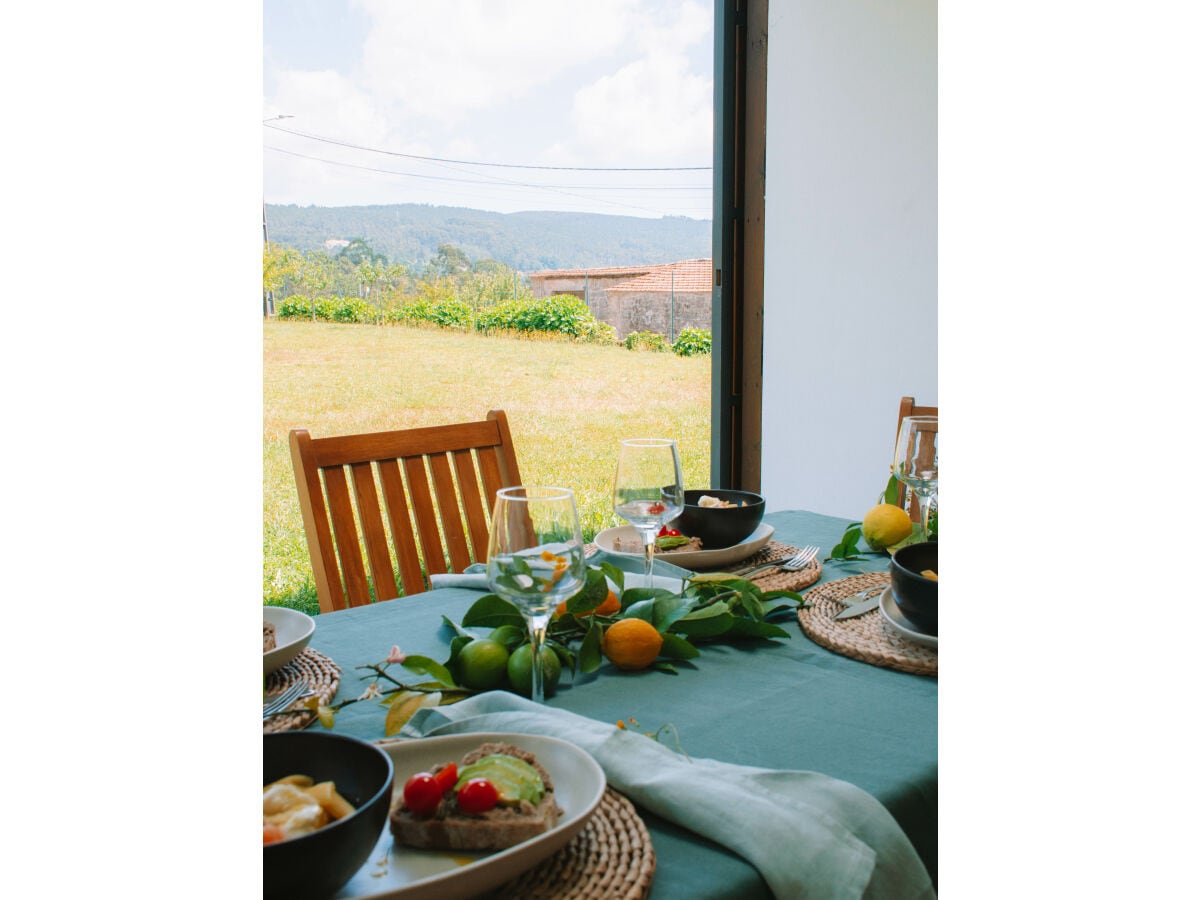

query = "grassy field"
[264, 320, 711, 613]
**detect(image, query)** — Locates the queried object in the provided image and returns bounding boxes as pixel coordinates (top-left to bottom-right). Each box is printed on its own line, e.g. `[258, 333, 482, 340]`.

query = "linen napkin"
[428, 552, 695, 591]
[402, 693, 935, 900]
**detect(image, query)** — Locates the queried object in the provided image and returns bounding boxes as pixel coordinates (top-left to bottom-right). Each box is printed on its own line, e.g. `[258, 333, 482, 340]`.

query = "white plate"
[592, 522, 775, 570]
[263, 606, 316, 675]
[879, 587, 937, 649]
[333, 733, 606, 900]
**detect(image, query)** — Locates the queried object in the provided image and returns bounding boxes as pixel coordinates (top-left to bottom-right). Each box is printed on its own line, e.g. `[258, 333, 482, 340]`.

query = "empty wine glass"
[612, 438, 685, 586]
[486, 486, 586, 703]
[893, 415, 938, 541]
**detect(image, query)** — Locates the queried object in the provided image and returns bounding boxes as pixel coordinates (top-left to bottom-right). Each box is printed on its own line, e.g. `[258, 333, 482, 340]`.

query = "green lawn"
[264, 320, 712, 614]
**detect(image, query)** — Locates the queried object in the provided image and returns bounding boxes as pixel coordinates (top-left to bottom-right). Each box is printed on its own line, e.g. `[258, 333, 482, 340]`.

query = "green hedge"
[475, 294, 615, 343]
[624, 331, 671, 352]
[671, 328, 712, 357]
[388, 297, 473, 329]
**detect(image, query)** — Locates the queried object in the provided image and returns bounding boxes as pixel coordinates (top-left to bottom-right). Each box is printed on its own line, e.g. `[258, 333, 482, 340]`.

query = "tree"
[424, 243, 472, 280]
[337, 237, 387, 266]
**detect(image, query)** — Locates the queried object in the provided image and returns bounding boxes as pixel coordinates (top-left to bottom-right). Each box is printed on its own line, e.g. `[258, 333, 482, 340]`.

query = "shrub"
[276, 297, 311, 319]
[475, 294, 605, 340]
[624, 331, 671, 352]
[392, 297, 473, 329]
[672, 328, 712, 357]
[331, 298, 377, 323]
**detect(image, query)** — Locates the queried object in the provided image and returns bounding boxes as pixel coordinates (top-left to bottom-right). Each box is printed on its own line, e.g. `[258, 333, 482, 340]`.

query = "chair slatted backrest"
[289, 410, 523, 613]
[895, 397, 938, 521]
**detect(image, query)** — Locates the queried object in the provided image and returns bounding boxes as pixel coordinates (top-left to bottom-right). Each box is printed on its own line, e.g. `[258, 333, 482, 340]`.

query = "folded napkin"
[402, 693, 934, 900]
[428, 552, 695, 592]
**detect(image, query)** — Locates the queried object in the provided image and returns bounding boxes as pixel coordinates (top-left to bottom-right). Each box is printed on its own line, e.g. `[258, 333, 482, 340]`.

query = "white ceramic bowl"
[263, 606, 316, 675]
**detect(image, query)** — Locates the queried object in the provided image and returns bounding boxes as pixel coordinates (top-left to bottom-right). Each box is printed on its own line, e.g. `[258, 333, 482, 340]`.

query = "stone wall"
[609, 290, 711, 341]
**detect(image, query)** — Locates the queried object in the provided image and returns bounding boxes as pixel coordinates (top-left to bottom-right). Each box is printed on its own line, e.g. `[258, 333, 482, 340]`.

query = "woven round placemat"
[263, 648, 342, 733]
[585, 540, 821, 592]
[797, 573, 937, 676]
[489, 788, 655, 900]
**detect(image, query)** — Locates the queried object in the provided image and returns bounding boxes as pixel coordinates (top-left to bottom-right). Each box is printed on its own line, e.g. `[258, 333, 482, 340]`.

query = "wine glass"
[612, 438, 685, 586]
[486, 486, 586, 703]
[893, 415, 938, 541]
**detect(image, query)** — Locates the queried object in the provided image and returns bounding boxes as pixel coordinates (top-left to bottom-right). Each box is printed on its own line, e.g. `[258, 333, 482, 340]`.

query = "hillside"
[264, 203, 712, 272]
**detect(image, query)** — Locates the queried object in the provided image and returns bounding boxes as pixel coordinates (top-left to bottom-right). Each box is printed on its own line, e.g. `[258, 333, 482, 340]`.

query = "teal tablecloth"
[304, 509, 938, 896]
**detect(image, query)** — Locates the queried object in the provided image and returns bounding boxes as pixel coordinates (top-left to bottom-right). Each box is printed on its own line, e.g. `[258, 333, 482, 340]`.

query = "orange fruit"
[556, 589, 621, 619]
[601, 618, 664, 671]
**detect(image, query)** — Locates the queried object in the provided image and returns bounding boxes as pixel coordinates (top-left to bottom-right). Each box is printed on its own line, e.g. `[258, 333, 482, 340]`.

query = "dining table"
[269, 508, 938, 898]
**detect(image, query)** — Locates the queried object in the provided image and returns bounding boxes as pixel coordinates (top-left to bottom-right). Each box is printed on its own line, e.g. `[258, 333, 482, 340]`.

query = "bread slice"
[263, 621, 277, 652]
[389, 742, 562, 851]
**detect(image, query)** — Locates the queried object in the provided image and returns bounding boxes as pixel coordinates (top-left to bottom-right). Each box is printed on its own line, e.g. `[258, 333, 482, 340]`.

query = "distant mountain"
[264, 203, 712, 272]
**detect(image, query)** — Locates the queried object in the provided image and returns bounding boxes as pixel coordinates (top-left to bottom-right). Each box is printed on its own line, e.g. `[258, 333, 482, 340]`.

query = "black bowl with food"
[264, 731, 395, 900]
[890, 541, 938, 635]
[668, 489, 765, 550]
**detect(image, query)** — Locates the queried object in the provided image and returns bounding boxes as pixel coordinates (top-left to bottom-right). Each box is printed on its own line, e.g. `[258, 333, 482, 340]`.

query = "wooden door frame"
[712, 0, 767, 491]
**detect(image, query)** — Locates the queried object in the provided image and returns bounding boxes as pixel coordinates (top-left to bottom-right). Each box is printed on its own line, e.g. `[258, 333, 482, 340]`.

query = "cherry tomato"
[456, 778, 499, 815]
[403, 773, 443, 816]
[263, 823, 286, 845]
[657, 525, 681, 537]
[433, 762, 458, 794]
[647, 502, 666, 514]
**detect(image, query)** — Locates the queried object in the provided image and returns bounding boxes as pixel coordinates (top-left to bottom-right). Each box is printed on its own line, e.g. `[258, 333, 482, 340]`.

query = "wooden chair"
[289, 410, 523, 613]
[894, 397, 938, 522]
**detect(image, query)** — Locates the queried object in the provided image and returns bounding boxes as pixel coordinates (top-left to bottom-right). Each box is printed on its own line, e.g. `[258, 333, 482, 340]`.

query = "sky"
[263, 0, 715, 219]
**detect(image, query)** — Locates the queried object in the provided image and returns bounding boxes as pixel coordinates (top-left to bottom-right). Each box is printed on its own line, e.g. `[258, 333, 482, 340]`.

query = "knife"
[834, 587, 886, 620]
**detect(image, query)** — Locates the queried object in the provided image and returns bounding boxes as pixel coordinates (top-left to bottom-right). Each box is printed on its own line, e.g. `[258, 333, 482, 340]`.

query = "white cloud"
[570, 51, 713, 164]
[355, 0, 640, 125]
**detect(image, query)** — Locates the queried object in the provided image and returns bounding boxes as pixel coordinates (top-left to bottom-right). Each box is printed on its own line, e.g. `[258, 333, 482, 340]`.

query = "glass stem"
[527, 614, 551, 704]
[640, 528, 658, 583]
[916, 493, 933, 542]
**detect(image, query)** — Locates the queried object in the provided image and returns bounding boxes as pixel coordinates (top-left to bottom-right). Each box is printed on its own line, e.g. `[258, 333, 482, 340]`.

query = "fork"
[262, 681, 309, 719]
[734, 545, 819, 579]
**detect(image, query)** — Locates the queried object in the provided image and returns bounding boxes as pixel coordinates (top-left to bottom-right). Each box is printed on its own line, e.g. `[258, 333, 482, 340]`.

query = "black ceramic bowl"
[669, 489, 765, 550]
[890, 541, 938, 635]
[264, 731, 395, 900]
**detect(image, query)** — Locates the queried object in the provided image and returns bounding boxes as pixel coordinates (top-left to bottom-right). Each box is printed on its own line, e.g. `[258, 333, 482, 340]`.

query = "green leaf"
[487, 624, 527, 650]
[672, 611, 736, 637]
[883, 474, 901, 506]
[659, 631, 700, 660]
[578, 620, 604, 673]
[461, 594, 526, 628]
[566, 567, 608, 613]
[622, 598, 658, 623]
[599, 562, 625, 594]
[384, 690, 442, 736]
[399, 655, 457, 687]
[650, 661, 680, 675]
[828, 526, 864, 560]
[724, 619, 792, 640]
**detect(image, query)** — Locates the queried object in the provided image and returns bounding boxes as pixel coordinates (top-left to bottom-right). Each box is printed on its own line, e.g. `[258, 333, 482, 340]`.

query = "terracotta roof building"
[528, 259, 712, 340]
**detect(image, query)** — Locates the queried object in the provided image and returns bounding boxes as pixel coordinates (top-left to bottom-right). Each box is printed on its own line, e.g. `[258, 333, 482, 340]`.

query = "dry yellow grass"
[264, 320, 711, 612]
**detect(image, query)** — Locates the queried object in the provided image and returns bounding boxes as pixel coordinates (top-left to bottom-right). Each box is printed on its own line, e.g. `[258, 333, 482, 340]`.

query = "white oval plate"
[332, 732, 606, 900]
[879, 587, 937, 649]
[263, 606, 316, 675]
[592, 522, 775, 570]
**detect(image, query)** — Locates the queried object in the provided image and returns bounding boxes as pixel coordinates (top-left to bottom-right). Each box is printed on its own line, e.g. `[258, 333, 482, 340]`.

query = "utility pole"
[262, 115, 293, 316]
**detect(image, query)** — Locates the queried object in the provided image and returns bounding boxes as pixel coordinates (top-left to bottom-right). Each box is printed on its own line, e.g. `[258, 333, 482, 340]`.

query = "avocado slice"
[454, 754, 545, 805]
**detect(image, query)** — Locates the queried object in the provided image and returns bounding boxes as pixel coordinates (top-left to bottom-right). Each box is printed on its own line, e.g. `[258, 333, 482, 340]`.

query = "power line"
[265, 145, 708, 217]
[264, 123, 712, 172]
[265, 146, 711, 191]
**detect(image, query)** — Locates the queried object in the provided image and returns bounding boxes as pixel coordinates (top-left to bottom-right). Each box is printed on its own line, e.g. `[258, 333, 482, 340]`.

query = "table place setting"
[400, 692, 936, 900]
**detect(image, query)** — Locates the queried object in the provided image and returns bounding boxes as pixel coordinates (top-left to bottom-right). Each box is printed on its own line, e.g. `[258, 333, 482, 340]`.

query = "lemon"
[601, 618, 664, 671]
[862, 503, 913, 551]
[506, 643, 562, 697]
[455, 638, 510, 691]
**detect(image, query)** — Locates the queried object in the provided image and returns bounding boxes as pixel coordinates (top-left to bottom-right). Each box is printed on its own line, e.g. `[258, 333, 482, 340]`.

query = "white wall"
[761, 0, 937, 519]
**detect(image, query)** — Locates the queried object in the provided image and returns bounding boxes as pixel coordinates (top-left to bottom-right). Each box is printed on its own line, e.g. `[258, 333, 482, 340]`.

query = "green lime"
[506, 643, 562, 697]
[455, 638, 511, 691]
